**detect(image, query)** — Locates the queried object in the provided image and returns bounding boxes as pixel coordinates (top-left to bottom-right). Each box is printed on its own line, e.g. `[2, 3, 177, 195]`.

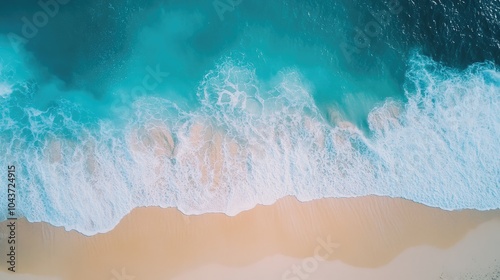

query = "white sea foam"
[0, 63, 13, 98]
[0, 54, 499, 235]
[0, 82, 12, 98]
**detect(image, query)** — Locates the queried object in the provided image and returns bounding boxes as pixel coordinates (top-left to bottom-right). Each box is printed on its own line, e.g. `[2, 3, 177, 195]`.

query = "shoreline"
[15, 194, 499, 237]
[1, 196, 499, 280]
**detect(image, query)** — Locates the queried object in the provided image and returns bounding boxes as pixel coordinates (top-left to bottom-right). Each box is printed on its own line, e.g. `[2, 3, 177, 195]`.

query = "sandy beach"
[1, 1, 499, 280]
[1, 196, 499, 280]
[175, 219, 500, 280]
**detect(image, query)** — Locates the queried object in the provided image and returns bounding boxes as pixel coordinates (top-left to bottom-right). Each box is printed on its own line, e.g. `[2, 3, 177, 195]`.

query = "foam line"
[0, 53, 499, 235]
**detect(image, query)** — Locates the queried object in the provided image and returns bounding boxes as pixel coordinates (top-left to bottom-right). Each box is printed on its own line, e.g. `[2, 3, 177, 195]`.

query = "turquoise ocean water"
[0, 0, 499, 234]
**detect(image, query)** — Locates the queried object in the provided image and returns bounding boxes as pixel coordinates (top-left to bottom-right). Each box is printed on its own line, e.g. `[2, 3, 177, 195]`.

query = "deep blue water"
[0, 0, 499, 234]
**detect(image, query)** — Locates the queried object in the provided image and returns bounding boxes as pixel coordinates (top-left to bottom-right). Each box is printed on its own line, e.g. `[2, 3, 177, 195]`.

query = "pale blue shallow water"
[0, 0, 499, 235]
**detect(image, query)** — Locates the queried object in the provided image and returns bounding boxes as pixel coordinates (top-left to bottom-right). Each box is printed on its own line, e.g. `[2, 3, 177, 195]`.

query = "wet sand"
[174, 220, 500, 280]
[0, 196, 499, 280]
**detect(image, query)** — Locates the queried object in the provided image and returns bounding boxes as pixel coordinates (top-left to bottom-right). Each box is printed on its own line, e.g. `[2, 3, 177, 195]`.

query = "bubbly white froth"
[0, 54, 499, 235]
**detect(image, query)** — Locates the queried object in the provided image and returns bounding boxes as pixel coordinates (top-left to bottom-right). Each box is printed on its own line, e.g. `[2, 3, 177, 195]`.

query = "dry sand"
[0, 196, 499, 280]
[174, 220, 500, 280]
